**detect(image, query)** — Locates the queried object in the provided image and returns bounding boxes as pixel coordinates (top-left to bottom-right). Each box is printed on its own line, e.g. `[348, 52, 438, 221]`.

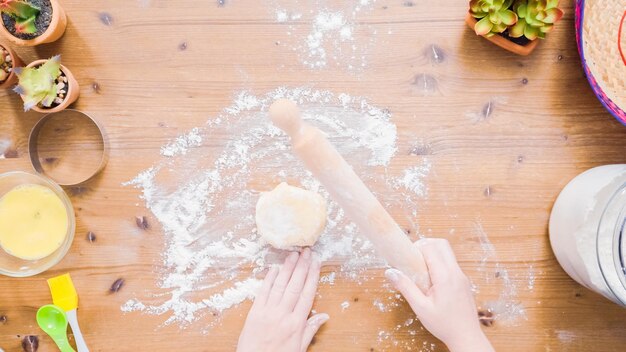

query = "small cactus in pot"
[0, 0, 40, 35]
[0, 42, 23, 89]
[466, 0, 564, 55]
[0, 0, 68, 46]
[0, 54, 6, 81]
[509, 0, 564, 40]
[13, 55, 80, 113]
[469, 0, 518, 37]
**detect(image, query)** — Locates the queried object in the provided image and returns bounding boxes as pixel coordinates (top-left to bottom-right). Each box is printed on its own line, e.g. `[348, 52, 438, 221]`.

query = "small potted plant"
[0, 0, 67, 46]
[466, 0, 564, 55]
[13, 55, 79, 113]
[0, 41, 22, 89]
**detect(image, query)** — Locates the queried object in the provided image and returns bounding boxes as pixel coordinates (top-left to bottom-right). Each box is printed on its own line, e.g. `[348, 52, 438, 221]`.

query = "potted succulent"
[466, 0, 564, 55]
[0, 41, 22, 89]
[0, 0, 67, 46]
[13, 55, 79, 113]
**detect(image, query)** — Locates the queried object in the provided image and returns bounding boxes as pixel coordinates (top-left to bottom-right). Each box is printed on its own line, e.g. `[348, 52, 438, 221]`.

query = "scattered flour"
[122, 87, 431, 326]
[275, 9, 301, 22]
[395, 163, 432, 198]
[272, 1, 378, 70]
[203, 278, 263, 312]
[527, 264, 536, 291]
[275, 9, 289, 22]
[304, 11, 352, 68]
[472, 221, 527, 325]
[121, 299, 146, 312]
[373, 299, 387, 312]
[319, 271, 337, 285]
[474, 222, 496, 265]
[341, 301, 350, 310]
[160, 127, 202, 157]
[377, 320, 436, 351]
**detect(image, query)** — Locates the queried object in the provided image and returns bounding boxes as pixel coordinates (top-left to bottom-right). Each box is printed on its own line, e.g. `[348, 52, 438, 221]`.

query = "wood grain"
[1, 0, 626, 351]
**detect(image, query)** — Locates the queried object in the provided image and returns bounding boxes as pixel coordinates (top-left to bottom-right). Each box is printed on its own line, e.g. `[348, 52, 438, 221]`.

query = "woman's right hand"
[384, 238, 495, 352]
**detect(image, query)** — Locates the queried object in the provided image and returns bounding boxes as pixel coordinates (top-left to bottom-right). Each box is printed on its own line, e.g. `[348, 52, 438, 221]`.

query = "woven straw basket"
[575, 0, 626, 125]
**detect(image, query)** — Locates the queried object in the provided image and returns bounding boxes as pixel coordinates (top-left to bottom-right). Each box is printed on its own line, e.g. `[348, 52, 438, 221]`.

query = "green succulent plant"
[509, 0, 564, 40]
[13, 55, 62, 111]
[0, 0, 40, 34]
[469, 0, 518, 37]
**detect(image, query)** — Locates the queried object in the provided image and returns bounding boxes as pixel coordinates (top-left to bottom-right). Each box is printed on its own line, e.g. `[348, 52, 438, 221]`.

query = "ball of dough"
[255, 182, 327, 249]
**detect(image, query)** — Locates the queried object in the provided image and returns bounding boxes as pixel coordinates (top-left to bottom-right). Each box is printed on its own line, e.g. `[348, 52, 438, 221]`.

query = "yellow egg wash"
[0, 184, 68, 260]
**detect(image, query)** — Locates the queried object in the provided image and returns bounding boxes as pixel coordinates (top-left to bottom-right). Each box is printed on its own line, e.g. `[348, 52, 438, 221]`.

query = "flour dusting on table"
[273, 1, 378, 70]
[122, 87, 431, 326]
[160, 127, 202, 157]
[472, 221, 528, 325]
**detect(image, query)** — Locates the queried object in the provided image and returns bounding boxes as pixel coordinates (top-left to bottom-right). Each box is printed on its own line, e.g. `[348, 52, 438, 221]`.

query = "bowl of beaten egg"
[0, 171, 75, 277]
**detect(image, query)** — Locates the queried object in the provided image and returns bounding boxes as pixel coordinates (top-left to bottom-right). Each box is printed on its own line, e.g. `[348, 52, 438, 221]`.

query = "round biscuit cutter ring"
[28, 109, 109, 186]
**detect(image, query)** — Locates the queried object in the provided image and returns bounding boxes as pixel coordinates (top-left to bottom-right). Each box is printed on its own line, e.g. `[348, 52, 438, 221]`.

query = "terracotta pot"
[465, 13, 538, 56]
[0, 0, 67, 47]
[0, 42, 23, 89]
[21, 59, 79, 113]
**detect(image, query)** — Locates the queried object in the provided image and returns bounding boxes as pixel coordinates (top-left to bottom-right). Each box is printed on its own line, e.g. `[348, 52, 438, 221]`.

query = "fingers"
[267, 251, 299, 305]
[416, 238, 459, 267]
[294, 254, 321, 317]
[282, 248, 313, 311]
[415, 238, 461, 285]
[300, 313, 330, 352]
[252, 266, 279, 308]
[385, 268, 428, 314]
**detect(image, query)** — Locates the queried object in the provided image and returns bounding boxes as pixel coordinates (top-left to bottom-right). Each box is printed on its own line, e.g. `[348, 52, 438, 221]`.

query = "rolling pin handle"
[269, 99, 304, 137]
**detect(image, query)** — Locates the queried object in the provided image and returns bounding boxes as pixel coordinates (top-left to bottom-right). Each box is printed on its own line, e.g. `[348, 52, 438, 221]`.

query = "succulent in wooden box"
[469, 0, 518, 37]
[509, 0, 564, 40]
[0, 0, 40, 34]
[13, 55, 61, 111]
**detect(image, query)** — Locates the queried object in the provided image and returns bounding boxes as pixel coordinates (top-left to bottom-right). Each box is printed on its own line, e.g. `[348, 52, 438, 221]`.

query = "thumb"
[301, 313, 329, 352]
[385, 268, 429, 314]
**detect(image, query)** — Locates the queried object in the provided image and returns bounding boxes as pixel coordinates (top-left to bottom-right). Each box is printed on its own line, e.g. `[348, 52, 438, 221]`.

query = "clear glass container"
[550, 165, 626, 306]
[0, 171, 75, 277]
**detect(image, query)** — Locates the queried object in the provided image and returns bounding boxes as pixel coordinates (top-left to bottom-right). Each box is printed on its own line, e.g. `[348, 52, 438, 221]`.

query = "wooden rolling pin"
[269, 99, 431, 291]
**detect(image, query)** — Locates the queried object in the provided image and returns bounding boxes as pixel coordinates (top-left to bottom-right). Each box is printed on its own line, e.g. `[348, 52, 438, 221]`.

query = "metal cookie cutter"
[28, 110, 109, 186]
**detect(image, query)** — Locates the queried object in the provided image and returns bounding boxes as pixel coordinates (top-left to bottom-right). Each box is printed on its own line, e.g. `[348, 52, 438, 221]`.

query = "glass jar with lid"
[550, 165, 626, 305]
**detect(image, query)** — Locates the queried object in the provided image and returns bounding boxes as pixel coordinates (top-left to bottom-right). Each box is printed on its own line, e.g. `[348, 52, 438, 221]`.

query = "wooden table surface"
[1, 0, 626, 351]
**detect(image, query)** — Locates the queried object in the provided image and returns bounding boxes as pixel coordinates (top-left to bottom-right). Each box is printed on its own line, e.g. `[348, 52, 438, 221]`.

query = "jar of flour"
[550, 165, 626, 306]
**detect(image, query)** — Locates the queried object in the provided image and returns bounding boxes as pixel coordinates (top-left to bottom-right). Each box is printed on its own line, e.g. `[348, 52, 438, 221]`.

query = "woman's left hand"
[237, 248, 329, 352]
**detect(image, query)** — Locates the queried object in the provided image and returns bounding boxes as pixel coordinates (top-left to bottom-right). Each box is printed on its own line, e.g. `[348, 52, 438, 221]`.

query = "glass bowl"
[0, 171, 75, 277]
